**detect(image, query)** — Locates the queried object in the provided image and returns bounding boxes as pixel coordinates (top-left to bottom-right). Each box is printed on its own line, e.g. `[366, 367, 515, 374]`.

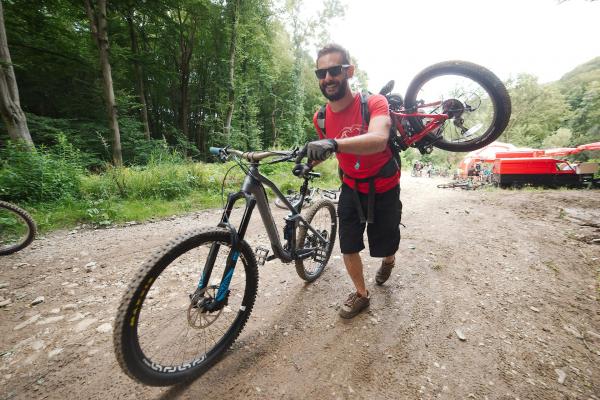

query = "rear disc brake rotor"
[442, 99, 464, 119]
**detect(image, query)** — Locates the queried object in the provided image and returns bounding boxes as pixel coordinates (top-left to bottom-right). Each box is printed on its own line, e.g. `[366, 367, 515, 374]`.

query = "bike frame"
[195, 159, 330, 308]
[392, 105, 448, 149]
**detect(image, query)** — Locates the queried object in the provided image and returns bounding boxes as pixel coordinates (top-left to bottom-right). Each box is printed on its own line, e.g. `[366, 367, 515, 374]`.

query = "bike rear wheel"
[404, 61, 511, 152]
[0, 201, 37, 256]
[114, 227, 258, 386]
[274, 192, 303, 210]
[295, 200, 337, 282]
[321, 189, 340, 204]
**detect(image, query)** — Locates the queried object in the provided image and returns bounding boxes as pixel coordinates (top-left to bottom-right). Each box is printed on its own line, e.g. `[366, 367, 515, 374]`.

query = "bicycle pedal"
[314, 247, 327, 263]
[255, 246, 270, 266]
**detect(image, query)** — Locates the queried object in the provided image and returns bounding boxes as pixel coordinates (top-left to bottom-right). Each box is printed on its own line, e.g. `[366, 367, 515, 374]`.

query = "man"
[305, 43, 401, 319]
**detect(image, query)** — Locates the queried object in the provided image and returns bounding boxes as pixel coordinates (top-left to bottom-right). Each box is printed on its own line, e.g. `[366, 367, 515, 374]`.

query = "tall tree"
[169, 3, 201, 139]
[84, 0, 122, 166]
[223, 0, 240, 138]
[0, 0, 33, 148]
[124, 8, 150, 140]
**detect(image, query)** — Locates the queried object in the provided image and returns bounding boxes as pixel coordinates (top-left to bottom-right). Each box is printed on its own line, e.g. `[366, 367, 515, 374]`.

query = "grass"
[20, 157, 341, 235]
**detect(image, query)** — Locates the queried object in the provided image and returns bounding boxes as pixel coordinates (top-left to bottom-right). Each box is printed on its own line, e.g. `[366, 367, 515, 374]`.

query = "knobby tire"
[113, 227, 258, 386]
[0, 200, 37, 256]
[295, 200, 337, 282]
[404, 60, 512, 152]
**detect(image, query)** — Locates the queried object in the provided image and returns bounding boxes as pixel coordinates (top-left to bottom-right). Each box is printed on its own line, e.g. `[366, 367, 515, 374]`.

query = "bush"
[0, 137, 84, 203]
[80, 156, 215, 201]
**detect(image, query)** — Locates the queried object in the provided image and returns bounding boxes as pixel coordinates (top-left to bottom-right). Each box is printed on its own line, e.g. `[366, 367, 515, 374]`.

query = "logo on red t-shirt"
[339, 124, 363, 139]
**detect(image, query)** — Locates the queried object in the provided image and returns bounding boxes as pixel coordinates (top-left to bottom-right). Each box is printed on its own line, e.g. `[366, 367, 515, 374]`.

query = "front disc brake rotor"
[187, 286, 222, 329]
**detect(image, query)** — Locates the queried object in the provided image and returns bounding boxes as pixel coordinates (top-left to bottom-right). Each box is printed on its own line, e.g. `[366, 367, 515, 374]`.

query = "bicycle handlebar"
[211, 145, 316, 178]
[210, 147, 295, 163]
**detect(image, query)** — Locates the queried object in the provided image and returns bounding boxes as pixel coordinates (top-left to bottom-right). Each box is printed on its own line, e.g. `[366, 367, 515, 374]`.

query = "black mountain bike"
[113, 146, 337, 386]
[0, 200, 37, 256]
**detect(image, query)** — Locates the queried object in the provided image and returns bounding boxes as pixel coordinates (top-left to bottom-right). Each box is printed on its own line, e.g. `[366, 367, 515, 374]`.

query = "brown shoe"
[375, 258, 395, 285]
[339, 291, 370, 319]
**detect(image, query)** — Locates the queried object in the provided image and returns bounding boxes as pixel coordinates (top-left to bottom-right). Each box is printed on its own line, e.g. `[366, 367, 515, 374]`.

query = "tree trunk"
[271, 109, 277, 144]
[223, 0, 240, 138]
[125, 11, 150, 140]
[175, 8, 196, 140]
[85, 0, 122, 166]
[0, 1, 33, 148]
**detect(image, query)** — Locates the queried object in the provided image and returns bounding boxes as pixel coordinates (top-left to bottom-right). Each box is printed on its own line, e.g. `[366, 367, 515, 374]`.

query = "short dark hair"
[316, 43, 351, 66]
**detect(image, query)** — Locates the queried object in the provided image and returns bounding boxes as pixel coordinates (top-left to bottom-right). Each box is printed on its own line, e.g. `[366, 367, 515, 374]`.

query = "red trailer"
[492, 158, 598, 188]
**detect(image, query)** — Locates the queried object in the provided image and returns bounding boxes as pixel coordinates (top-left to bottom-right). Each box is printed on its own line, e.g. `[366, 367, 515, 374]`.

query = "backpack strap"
[359, 91, 370, 134]
[317, 104, 327, 137]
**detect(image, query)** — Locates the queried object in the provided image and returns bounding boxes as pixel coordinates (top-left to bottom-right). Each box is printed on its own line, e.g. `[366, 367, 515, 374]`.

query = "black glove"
[292, 163, 312, 178]
[307, 139, 338, 162]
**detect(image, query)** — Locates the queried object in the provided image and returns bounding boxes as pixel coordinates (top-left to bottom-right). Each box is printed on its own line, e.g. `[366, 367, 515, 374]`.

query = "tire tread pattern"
[0, 200, 37, 256]
[295, 200, 337, 282]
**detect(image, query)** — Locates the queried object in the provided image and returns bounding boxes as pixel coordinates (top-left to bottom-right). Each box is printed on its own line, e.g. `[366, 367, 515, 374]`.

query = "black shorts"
[338, 183, 402, 257]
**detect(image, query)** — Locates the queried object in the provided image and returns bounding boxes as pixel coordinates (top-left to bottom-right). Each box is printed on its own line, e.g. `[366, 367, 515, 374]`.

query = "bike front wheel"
[113, 227, 258, 386]
[404, 60, 512, 152]
[295, 200, 337, 282]
[0, 201, 37, 256]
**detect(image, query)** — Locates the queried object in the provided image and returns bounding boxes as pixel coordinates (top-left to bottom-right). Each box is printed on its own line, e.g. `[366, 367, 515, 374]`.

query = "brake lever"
[295, 144, 308, 164]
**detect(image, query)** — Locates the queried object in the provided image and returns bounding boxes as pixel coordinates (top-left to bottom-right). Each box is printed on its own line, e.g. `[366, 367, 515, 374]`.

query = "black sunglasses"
[314, 64, 350, 79]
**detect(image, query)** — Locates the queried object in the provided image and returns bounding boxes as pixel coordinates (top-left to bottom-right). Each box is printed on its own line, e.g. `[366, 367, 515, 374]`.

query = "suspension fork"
[195, 191, 255, 310]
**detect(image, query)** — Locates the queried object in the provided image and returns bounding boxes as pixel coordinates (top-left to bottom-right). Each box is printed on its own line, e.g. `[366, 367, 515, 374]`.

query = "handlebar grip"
[209, 147, 222, 155]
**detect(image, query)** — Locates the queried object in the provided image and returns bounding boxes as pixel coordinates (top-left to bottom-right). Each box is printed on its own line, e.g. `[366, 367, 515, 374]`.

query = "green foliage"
[502, 74, 572, 148]
[542, 127, 572, 148]
[0, 138, 83, 203]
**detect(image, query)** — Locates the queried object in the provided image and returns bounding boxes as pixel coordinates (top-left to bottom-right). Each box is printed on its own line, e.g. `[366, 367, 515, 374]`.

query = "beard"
[319, 78, 348, 101]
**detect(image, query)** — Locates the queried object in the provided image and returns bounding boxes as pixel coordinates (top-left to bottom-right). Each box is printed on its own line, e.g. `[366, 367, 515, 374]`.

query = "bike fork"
[194, 192, 256, 311]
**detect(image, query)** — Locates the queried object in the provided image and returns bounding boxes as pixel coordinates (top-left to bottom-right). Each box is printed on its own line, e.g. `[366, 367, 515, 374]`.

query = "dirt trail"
[1, 177, 599, 400]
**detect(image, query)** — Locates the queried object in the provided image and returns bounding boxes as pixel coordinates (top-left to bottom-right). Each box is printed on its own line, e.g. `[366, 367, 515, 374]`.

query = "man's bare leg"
[343, 253, 367, 297]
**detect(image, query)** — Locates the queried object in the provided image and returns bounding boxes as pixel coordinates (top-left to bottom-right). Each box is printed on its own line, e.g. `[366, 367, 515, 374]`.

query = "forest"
[0, 0, 599, 231]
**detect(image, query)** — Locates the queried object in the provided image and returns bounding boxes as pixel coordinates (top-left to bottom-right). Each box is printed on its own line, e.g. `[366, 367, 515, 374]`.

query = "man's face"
[316, 52, 354, 101]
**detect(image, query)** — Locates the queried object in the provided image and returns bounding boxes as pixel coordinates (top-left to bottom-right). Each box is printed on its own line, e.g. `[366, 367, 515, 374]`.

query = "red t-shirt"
[313, 93, 400, 193]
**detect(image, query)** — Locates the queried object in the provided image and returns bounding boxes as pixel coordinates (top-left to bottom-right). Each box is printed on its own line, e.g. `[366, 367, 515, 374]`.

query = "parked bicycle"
[274, 186, 339, 209]
[114, 146, 337, 386]
[0, 201, 37, 256]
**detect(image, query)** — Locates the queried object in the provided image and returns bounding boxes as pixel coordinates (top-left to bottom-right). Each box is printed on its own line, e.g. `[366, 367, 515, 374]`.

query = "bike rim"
[301, 207, 334, 277]
[134, 239, 249, 372]
[410, 74, 497, 145]
[0, 207, 32, 254]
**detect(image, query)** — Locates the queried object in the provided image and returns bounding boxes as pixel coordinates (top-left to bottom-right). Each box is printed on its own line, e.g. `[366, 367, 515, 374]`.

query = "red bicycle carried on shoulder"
[379, 60, 511, 156]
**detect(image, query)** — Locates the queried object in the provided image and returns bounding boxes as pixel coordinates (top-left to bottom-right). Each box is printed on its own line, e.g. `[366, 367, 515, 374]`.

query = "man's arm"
[335, 114, 391, 155]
